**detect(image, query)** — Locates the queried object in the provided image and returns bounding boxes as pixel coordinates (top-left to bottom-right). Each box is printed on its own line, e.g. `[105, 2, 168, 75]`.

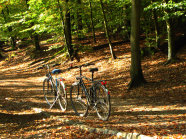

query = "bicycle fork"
[49, 78, 58, 109]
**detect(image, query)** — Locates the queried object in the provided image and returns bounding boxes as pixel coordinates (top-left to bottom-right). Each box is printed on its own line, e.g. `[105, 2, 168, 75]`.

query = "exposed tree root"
[164, 57, 180, 65]
[128, 77, 146, 90]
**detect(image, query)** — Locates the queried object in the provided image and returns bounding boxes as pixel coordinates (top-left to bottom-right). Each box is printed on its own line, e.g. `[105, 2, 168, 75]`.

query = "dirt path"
[0, 45, 186, 138]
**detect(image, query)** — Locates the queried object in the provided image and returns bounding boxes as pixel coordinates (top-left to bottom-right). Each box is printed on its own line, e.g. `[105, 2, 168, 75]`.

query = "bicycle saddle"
[52, 69, 62, 74]
[89, 68, 98, 72]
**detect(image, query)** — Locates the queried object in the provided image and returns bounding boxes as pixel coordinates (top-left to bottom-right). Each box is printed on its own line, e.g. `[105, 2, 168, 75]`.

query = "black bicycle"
[70, 64, 111, 121]
[43, 64, 67, 111]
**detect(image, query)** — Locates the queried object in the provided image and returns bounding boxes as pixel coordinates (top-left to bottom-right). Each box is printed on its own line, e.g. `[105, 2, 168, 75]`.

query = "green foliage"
[52, 46, 67, 58]
[144, 1, 186, 20]
[0, 0, 132, 43]
[5, 51, 17, 61]
[0, 0, 185, 60]
[78, 44, 93, 52]
[141, 47, 157, 58]
[46, 43, 62, 51]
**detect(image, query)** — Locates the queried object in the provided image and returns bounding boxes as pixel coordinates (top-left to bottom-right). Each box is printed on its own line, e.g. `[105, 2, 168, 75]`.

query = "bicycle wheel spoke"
[95, 84, 111, 121]
[70, 83, 88, 117]
[43, 78, 56, 107]
[57, 80, 67, 112]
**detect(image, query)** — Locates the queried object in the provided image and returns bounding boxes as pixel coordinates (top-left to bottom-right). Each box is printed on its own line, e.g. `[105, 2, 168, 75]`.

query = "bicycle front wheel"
[70, 82, 88, 117]
[95, 84, 111, 121]
[57, 80, 67, 112]
[43, 78, 56, 107]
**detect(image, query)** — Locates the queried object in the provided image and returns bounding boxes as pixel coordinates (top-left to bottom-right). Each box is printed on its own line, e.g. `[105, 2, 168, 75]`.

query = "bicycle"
[43, 64, 67, 112]
[70, 64, 111, 121]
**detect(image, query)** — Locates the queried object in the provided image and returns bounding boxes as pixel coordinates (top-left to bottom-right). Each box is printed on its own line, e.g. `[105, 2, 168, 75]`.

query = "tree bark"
[76, 0, 83, 40]
[164, 0, 176, 63]
[151, 0, 160, 49]
[0, 52, 3, 59]
[128, 0, 146, 89]
[34, 34, 40, 51]
[89, 0, 96, 43]
[100, 0, 116, 59]
[64, 0, 73, 59]
[2, 7, 16, 50]
[57, 0, 69, 52]
[166, 19, 175, 62]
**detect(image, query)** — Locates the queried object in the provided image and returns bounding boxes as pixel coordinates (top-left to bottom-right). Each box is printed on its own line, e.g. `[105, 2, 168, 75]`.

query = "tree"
[151, 0, 160, 49]
[144, 0, 186, 63]
[1, 6, 16, 50]
[26, 0, 41, 51]
[0, 41, 3, 58]
[88, 0, 96, 43]
[64, 0, 73, 60]
[76, 0, 83, 40]
[128, 0, 146, 89]
[0, 52, 2, 58]
[100, 0, 116, 59]
[164, 0, 176, 63]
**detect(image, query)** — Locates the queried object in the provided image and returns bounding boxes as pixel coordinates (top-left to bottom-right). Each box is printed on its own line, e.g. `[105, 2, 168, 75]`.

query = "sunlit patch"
[0, 61, 32, 72]
[32, 108, 42, 113]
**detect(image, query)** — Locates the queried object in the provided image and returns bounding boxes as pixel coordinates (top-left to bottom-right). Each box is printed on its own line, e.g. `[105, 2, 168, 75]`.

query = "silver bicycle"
[43, 64, 67, 111]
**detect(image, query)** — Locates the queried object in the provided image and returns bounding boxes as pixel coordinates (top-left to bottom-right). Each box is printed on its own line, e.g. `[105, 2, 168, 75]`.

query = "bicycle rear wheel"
[57, 80, 67, 112]
[95, 84, 111, 121]
[43, 78, 56, 107]
[70, 82, 88, 117]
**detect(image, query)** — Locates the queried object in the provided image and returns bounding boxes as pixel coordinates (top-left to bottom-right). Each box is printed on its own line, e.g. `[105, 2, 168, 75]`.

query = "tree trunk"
[2, 8, 16, 50]
[152, 7, 160, 49]
[64, 0, 73, 59]
[164, 0, 176, 63]
[123, 4, 130, 41]
[166, 19, 176, 62]
[25, 0, 29, 8]
[100, 0, 116, 59]
[128, 0, 146, 89]
[76, 0, 83, 40]
[151, 0, 160, 49]
[34, 34, 40, 51]
[0, 45, 3, 58]
[89, 0, 96, 43]
[32, 35, 40, 51]
[0, 52, 3, 59]
[26, 0, 41, 51]
[57, 0, 69, 52]
[10, 36, 16, 50]
[57, 0, 75, 60]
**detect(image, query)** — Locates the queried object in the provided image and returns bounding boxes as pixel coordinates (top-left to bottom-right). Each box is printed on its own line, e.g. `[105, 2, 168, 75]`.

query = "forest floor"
[0, 35, 185, 138]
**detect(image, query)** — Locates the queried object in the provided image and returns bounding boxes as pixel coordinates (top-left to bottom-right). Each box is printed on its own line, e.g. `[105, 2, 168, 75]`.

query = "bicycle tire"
[57, 80, 67, 112]
[43, 78, 56, 107]
[95, 84, 111, 121]
[70, 82, 88, 117]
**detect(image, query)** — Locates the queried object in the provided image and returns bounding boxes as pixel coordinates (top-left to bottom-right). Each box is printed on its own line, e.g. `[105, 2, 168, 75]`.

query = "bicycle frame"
[77, 76, 99, 106]
[74, 65, 103, 105]
[44, 65, 66, 109]
[45, 65, 59, 93]
[77, 77, 90, 101]
[70, 64, 111, 120]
